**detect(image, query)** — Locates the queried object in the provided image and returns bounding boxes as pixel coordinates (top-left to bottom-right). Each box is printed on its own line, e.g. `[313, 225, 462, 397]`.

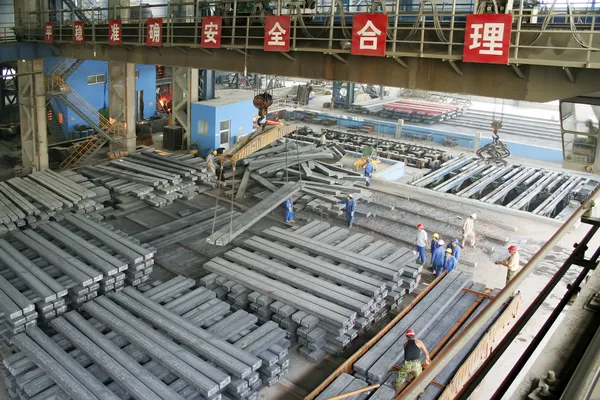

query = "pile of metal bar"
[314, 273, 512, 400]
[349, 97, 402, 114]
[201, 221, 420, 363]
[291, 126, 451, 169]
[379, 99, 465, 124]
[3, 282, 288, 400]
[81, 150, 215, 209]
[412, 156, 597, 219]
[0, 213, 156, 351]
[0, 170, 105, 235]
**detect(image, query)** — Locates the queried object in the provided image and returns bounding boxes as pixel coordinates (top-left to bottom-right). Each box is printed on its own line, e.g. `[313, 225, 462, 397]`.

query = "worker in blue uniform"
[338, 194, 356, 228]
[440, 248, 458, 276]
[364, 158, 375, 187]
[431, 239, 445, 275]
[284, 199, 295, 224]
[430, 233, 440, 256]
[447, 239, 461, 261]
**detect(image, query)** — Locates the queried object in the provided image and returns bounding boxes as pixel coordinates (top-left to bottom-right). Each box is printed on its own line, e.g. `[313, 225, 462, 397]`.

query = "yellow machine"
[354, 157, 380, 171]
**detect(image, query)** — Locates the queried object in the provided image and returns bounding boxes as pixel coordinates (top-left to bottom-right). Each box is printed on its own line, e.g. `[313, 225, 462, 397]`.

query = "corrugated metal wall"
[0, 0, 14, 27]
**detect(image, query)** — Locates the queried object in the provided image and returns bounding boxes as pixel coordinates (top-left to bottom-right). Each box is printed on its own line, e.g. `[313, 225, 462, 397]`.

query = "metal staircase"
[49, 59, 85, 81]
[61, 0, 92, 23]
[47, 75, 124, 169]
[46, 101, 67, 141]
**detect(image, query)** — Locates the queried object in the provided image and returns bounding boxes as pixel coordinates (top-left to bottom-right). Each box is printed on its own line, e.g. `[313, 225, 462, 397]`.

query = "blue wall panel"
[215, 100, 255, 145]
[135, 64, 156, 120]
[190, 102, 218, 154]
[0, 43, 56, 63]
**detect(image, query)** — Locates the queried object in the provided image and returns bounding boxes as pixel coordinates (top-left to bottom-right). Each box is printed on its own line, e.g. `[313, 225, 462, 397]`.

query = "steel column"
[17, 59, 48, 172]
[108, 62, 135, 152]
[200, 70, 216, 101]
[172, 67, 198, 149]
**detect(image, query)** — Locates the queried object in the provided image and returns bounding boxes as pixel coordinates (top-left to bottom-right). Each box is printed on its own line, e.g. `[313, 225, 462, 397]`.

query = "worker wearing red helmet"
[415, 224, 427, 266]
[394, 329, 431, 390]
[495, 245, 521, 285]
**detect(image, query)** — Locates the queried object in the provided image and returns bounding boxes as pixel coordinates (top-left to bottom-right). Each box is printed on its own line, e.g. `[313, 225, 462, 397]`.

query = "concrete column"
[14, 0, 48, 28]
[474, 131, 481, 152]
[17, 59, 48, 172]
[108, 62, 136, 152]
[108, 0, 130, 20]
[172, 68, 199, 149]
[395, 119, 404, 139]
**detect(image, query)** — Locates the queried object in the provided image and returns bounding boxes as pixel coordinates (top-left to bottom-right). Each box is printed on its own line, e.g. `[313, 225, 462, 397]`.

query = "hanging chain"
[210, 158, 225, 235]
[228, 165, 235, 242]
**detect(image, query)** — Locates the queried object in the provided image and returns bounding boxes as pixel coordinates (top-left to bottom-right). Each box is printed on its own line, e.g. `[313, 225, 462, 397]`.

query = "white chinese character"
[74, 25, 83, 42]
[357, 20, 381, 50]
[267, 22, 287, 47]
[149, 23, 161, 43]
[469, 22, 504, 55]
[203, 22, 219, 44]
[110, 23, 120, 43]
[45, 25, 52, 40]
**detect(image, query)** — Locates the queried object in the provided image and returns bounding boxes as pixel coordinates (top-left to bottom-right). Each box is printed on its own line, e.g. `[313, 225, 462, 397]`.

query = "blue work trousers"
[416, 246, 426, 263]
[285, 210, 294, 223]
[346, 215, 354, 228]
[365, 176, 371, 185]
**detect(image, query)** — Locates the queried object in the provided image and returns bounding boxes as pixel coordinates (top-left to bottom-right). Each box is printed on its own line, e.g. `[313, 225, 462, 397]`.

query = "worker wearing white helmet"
[461, 213, 477, 247]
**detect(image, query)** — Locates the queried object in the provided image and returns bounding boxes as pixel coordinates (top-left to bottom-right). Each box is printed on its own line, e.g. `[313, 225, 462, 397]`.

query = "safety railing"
[12, 0, 600, 69]
[0, 26, 15, 43]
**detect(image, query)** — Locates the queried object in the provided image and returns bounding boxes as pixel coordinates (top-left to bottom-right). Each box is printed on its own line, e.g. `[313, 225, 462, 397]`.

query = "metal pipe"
[399, 185, 600, 398]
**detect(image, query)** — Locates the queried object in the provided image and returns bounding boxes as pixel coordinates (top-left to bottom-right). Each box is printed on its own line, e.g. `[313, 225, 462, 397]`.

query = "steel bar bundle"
[2, 282, 290, 400]
[201, 221, 420, 363]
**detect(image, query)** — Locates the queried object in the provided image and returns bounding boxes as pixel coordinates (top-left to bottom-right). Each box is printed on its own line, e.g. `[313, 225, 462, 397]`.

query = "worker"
[461, 213, 477, 247]
[430, 233, 440, 256]
[415, 224, 427, 265]
[206, 150, 217, 175]
[364, 158, 375, 187]
[394, 329, 431, 391]
[338, 194, 356, 228]
[258, 114, 268, 131]
[495, 245, 520, 285]
[431, 239, 445, 274]
[438, 248, 458, 276]
[447, 239, 461, 261]
[284, 199, 295, 224]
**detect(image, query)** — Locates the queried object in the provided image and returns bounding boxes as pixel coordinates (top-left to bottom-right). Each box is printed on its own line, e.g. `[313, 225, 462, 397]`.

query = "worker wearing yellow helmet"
[206, 150, 217, 175]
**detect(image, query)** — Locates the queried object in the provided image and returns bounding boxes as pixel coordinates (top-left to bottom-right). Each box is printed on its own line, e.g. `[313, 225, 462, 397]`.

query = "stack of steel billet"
[206, 182, 303, 246]
[139, 276, 292, 392]
[202, 221, 419, 362]
[58, 213, 156, 288]
[349, 97, 402, 114]
[412, 156, 594, 219]
[2, 286, 268, 400]
[0, 170, 105, 235]
[80, 149, 215, 210]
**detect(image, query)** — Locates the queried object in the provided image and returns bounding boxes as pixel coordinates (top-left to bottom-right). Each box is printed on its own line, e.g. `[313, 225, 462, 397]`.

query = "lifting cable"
[210, 159, 226, 236]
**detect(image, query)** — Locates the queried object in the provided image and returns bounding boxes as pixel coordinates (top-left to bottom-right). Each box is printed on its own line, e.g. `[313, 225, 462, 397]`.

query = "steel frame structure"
[11, 0, 600, 71]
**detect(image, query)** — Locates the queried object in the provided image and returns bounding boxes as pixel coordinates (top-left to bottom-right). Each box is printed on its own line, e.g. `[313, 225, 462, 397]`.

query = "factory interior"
[1, 1, 600, 399]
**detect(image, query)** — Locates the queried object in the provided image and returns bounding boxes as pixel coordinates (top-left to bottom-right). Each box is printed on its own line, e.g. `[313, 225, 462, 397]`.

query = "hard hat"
[367, 158, 372, 163]
[212, 150, 217, 155]
[453, 239, 459, 244]
[471, 213, 477, 219]
[432, 233, 439, 239]
[417, 224, 424, 229]
[437, 240, 445, 246]
[445, 248, 453, 254]
[508, 245, 518, 253]
[406, 329, 416, 337]
[348, 194, 353, 198]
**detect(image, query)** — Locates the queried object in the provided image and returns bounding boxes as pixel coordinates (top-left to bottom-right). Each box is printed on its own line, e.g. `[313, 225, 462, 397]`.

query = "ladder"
[46, 100, 67, 141]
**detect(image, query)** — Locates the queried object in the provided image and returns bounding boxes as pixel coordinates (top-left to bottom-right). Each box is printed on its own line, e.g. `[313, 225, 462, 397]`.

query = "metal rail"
[12, 1, 600, 69]
[399, 185, 600, 398]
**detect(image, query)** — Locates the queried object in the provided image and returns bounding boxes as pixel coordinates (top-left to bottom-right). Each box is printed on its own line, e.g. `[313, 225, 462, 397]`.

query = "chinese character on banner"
[351, 14, 388, 57]
[73, 21, 85, 45]
[264, 16, 291, 52]
[463, 14, 512, 64]
[44, 22, 54, 44]
[201, 17, 222, 48]
[108, 20, 122, 45]
[146, 18, 162, 46]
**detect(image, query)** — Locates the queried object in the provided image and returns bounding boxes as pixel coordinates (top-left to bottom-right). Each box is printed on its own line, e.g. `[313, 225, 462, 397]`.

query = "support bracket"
[176, 47, 189, 54]
[564, 67, 576, 83]
[393, 56, 408, 69]
[511, 64, 525, 79]
[447, 60, 463, 76]
[280, 52, 295, 61]
[199, 48, 214, 56]
[234, 49, 251, 58]
[329, 53, 348, 64]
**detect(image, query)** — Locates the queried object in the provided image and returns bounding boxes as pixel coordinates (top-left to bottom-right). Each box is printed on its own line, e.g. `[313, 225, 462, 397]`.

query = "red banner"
[146, 18, 163, 47]
[44, 22, 54, 44]
[73, 21, 85, 45]
[201, 16, 222, 48]
[463, 14, 512, 64]
[351, 14, 388, 57]
[264, 16, 291, 52]
[108, 19, 122, 45]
